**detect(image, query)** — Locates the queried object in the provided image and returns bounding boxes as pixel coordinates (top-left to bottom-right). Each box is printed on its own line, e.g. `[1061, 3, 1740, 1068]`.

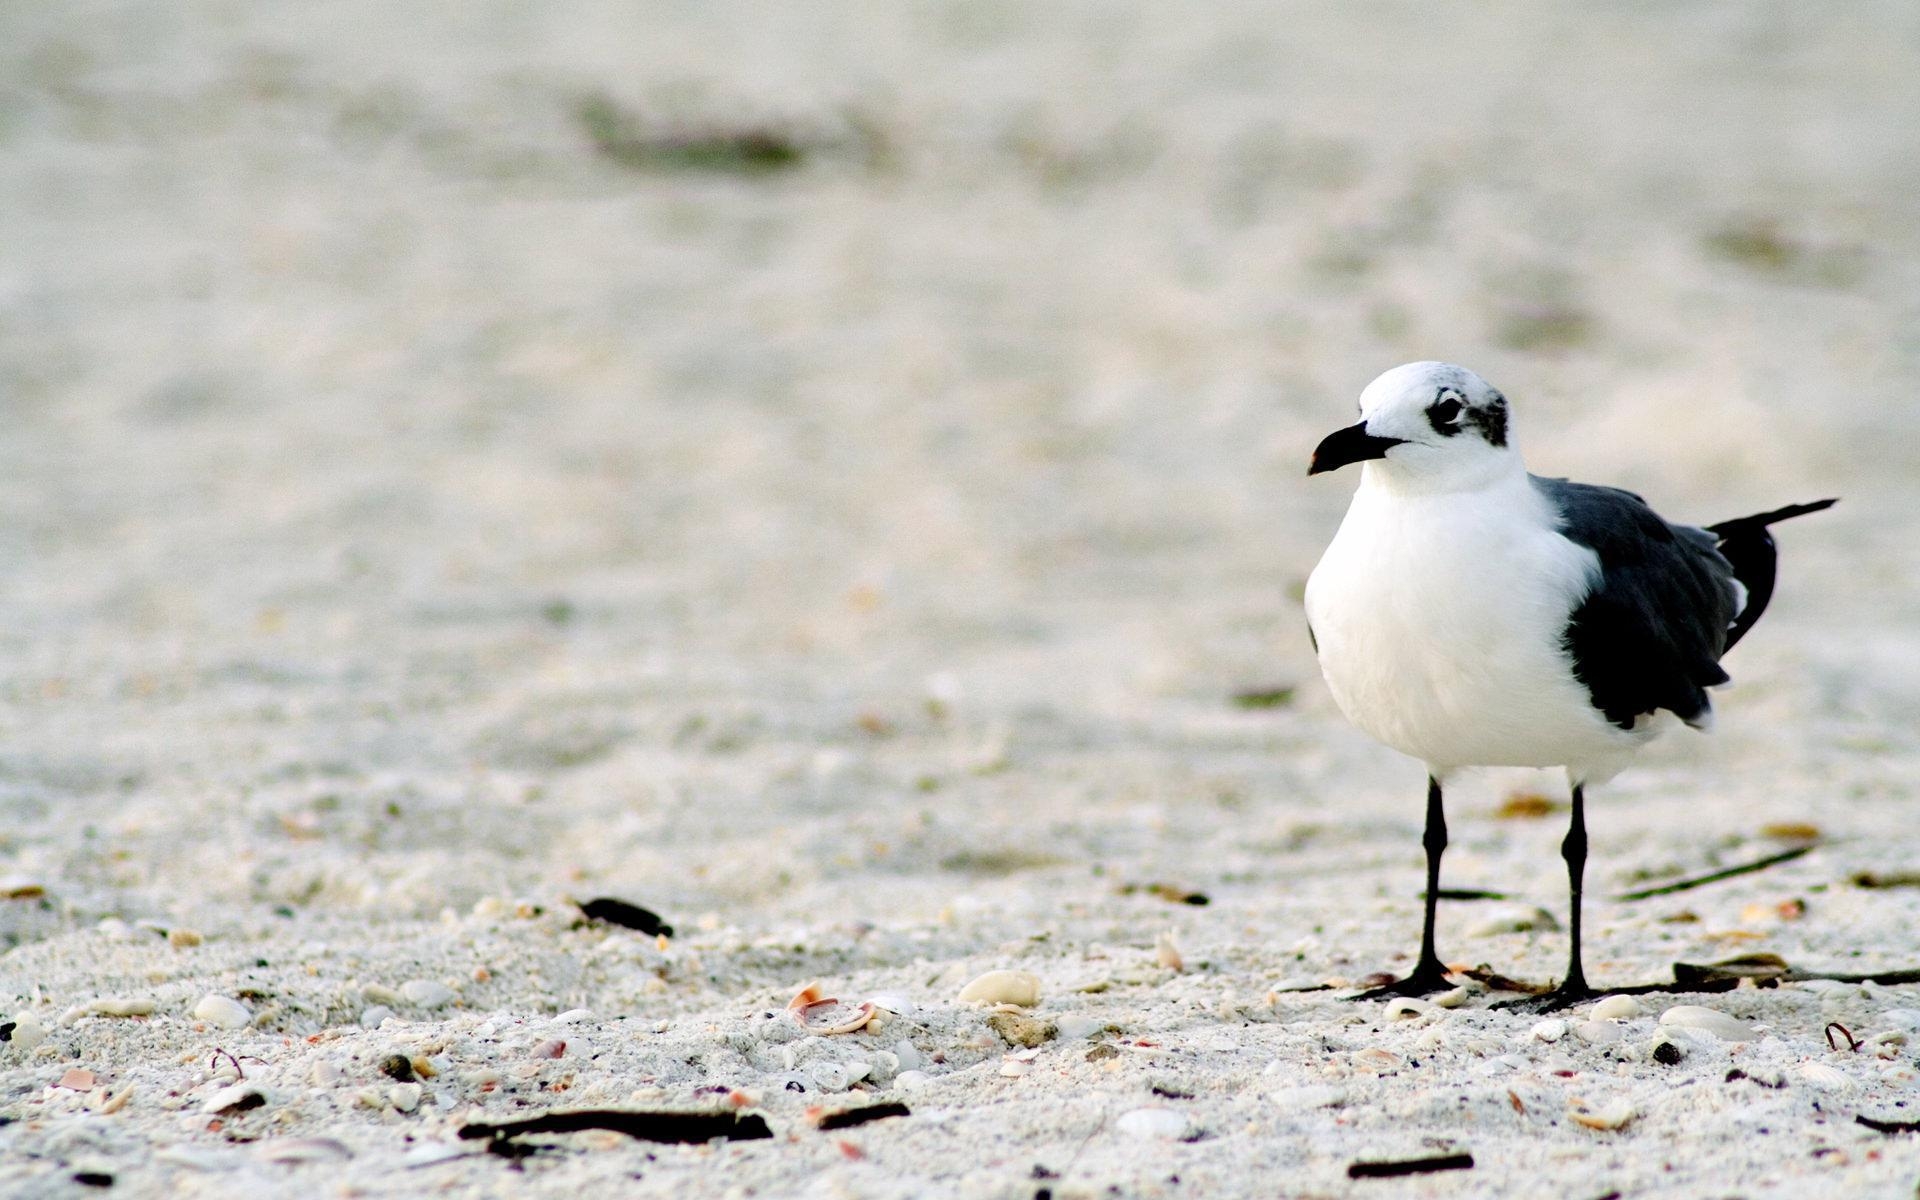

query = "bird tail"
[1706, 498, 1837, 651]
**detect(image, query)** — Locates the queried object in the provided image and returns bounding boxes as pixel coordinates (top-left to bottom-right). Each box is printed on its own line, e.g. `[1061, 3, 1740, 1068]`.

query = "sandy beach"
[5, 2, 1920, 1196]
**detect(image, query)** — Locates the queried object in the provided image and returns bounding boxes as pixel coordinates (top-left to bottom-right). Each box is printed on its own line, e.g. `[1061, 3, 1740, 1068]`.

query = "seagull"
[1303, 362, 1834, 1009]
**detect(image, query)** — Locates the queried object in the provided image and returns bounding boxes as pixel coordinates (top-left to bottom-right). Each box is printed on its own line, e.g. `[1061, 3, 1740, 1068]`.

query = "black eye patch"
[1426, 392, 1464, 434]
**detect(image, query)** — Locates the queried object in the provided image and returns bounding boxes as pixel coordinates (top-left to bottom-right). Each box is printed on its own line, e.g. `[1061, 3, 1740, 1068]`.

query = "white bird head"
[1309, 362, 1518, 491]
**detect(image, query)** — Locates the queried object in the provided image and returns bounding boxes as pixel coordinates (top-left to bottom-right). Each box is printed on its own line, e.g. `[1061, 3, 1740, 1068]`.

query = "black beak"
[1308, 421, 1406, 476]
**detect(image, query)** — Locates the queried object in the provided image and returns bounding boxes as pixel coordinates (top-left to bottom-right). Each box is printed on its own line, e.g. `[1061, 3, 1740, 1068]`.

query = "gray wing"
[1531, 476, 1739, 730]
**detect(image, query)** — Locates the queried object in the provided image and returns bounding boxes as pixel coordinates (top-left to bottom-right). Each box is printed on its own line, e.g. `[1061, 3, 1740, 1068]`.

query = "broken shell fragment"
[1568, 1099, 1636, 1130]
[957, 970, 1041, 1008]
[1155, 932, 1184, 973]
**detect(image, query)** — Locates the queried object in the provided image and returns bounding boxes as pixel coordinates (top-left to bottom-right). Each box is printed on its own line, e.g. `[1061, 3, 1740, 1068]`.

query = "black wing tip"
[1708, 497, 1838, 534]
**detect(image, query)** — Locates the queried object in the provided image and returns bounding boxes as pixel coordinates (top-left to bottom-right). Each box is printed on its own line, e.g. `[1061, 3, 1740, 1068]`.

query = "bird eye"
[1430, 398, 1462, 424]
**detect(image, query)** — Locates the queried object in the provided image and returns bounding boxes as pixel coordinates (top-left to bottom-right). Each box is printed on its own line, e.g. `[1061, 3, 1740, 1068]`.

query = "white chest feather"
[1305, 471, 1645, 775]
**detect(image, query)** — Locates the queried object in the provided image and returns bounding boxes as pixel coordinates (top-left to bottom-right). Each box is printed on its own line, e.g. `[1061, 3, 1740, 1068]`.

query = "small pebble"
[1054, 1014, 1104, 1040]
[167, 928, 204, 949]
[1530, 1019, 1568, 1044]
[957, 970, 1041, 1008]
[388, 1083, 423, 1113]
[1590, 995, 1640, 1021]
[1115, 1107, 1190, 1140]
[377, 1054, 415, 1081]
[531, 1039, 567, 1059]
[552, 1009, 595, 1024]
[1658, 1005, 1759, 1042]
[1651, 1040, 1686, 1065]
[191, 994, 252, 1031]
[986, 1012, 1056, 1048]
[892, 1070, 933, 1091]
[400, 980, 455, 1008]
[1432, 985, 1477, 1009]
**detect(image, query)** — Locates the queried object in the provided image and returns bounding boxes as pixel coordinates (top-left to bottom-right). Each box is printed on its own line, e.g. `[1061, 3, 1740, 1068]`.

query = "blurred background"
[3, 2, 1918, 944]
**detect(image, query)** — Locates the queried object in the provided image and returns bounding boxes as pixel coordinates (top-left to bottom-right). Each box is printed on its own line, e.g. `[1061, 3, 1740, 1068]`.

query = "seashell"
[6, 1016, 47, 1050]
[1795, 1062, 1853, 1091]
[1054, 1014, 1104, 1040]
[202, 1084, 266, 1115]
[809, 1061, 855, 1091]
[57, 1067, 97, 1090]
[255, 1138, 352, 1164]
[788, 981, 830, 1012]
[1383, 997, 1441, 1023]
[893, 1069, 933, 1090]
[1658, 1005, 1759, 1042]
[388, 1083, 423, 1112]
[803, 1002, 878, 1036]
[192, 994, 252, 1030]
[1590, 995, 1640, 1021]
[1432, 985, 1478, 1009]
[1155, 932, 1184, 973]
[95, 1086, 134, 1114]
[1351, 1048, 1401, 1072]
[1115, 1107, 1190, 1139]
[957, 970, 1041, 1008]
[1880, 1009, 1920, 1033]
[63, 997, 156, 1024]
[1529, 1019, 1567, 1043]
[1568, 1099, 1636, 1130]
[1573, 1020, 1623, 1045]
[867, 993, 915, 1015]
[998, 1059, 1031, 1078]
[552, 1009, 596, 1024]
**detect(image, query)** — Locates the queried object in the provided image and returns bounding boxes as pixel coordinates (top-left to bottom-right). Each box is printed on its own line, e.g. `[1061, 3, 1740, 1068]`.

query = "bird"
[1302, 361, 1834, 1010]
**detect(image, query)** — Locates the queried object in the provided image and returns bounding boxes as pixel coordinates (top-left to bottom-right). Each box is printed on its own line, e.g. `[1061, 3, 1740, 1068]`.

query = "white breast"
[1304, 470, 1649, 777]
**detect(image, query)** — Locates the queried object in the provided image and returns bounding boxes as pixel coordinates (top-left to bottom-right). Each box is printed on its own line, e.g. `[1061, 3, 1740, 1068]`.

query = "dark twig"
[209, 1049, 245, 1080]
[1430, 888, 1512, 902]
[1347, 1152, 1475, 1178]
[1857, 1115, 1920, 1135]
[459, 1109, 772, 1145]
[1614, 846, 1812, 901]
[813, 1102, 910, 1131]
[1825, 1023, 1860, 1053]
[574, 897, 674, 937]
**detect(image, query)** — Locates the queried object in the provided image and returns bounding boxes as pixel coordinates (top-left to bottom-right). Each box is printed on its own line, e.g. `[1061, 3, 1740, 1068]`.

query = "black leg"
[1494, 782, 1598, 1012]
[1559, 783, 1592, 999]
[1354, 776, 1455, 999]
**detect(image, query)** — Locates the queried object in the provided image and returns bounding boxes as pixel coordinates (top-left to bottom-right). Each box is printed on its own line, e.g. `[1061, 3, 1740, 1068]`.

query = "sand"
[4, 2, 1920, 1196]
